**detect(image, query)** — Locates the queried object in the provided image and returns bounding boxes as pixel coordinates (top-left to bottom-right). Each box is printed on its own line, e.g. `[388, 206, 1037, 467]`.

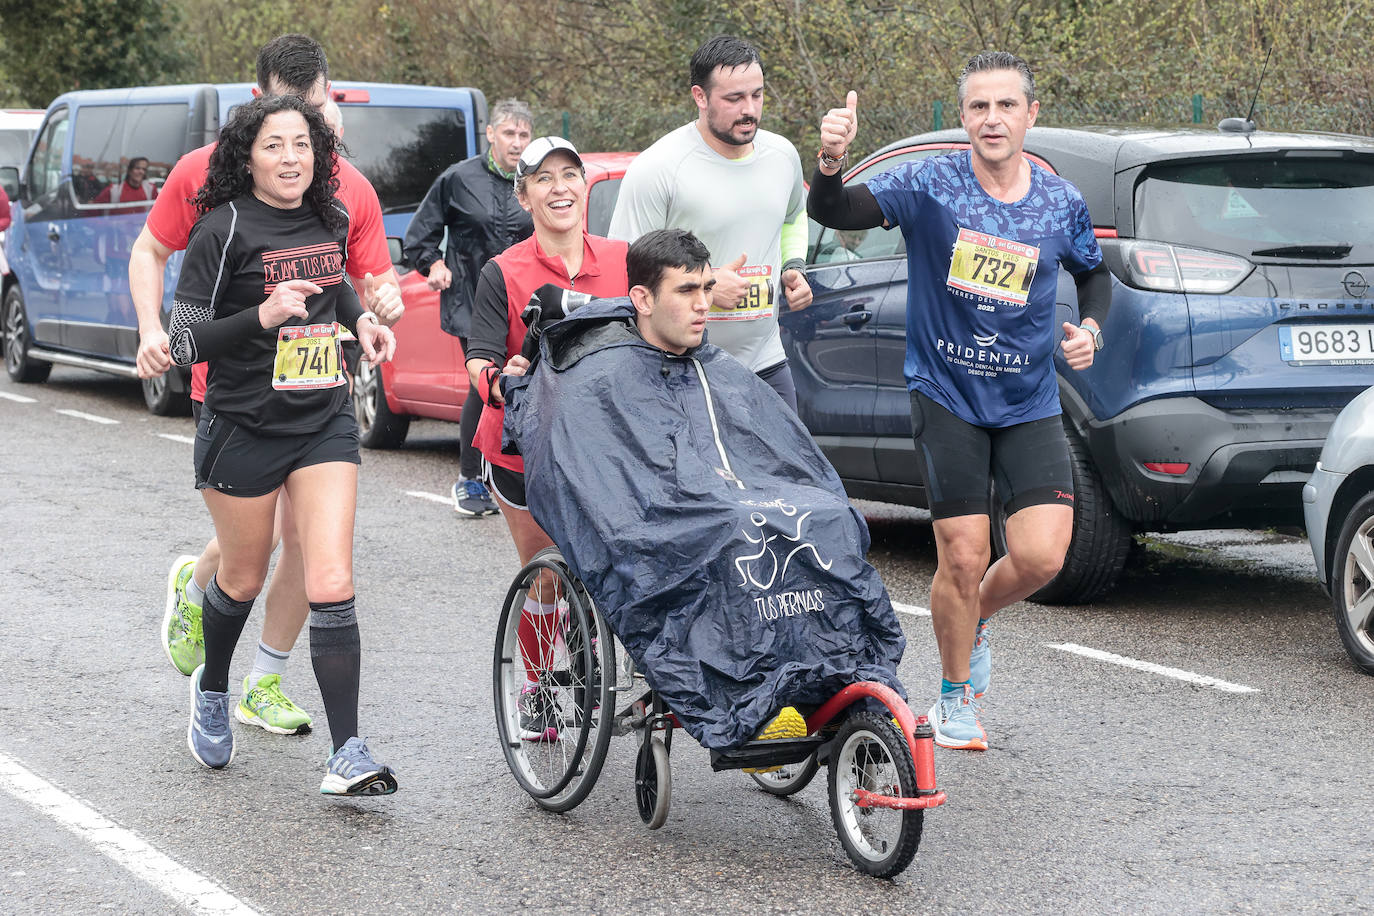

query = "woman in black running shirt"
[168, 95, 399, 796]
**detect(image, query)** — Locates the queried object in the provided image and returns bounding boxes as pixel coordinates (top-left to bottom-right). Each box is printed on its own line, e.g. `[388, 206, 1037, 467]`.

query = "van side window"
[28, 108, 69, 202]
[71, 103, 187, 214]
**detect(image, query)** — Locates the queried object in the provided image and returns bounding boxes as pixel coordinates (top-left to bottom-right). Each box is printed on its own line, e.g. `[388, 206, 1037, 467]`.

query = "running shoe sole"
[927, 700, 988, 751]
[187, 671, 235, 769]
[321, 768, 399, 796]
[517, 724, 559, 742]
[234, 703, 312, 736]
[162, 554, 199, 675]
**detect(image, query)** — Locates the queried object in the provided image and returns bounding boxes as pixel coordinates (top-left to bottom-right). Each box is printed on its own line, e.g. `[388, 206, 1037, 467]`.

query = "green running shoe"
[161, 555, 204, 676]
[234, 674, 313, 735]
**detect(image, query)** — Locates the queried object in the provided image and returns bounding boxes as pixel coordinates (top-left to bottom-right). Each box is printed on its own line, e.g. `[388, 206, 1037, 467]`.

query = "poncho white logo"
[734, 500, 834, 591]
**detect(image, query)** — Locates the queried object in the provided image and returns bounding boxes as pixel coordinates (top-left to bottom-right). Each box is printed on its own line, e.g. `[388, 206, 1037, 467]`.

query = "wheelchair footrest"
[709, 735, 825, 772]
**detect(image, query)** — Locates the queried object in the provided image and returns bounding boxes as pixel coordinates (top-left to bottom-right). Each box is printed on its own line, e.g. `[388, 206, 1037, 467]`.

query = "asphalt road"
[1, 368, 1371, 915]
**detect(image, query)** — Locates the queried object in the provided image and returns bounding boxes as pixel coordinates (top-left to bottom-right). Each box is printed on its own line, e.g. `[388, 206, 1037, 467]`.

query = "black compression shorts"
[194, 405, 360, 497]
[485, 459, 527, 511]
[909, 391, 1074, 519]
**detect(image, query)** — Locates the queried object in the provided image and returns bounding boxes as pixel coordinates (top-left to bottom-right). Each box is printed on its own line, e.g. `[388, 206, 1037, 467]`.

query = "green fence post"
[933, 100, 943, 131]
[1192, 94, 1203, 124]
[561, 111, 570, 139]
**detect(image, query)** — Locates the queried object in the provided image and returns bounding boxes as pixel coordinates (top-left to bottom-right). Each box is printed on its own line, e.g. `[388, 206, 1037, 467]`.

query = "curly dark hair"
[194, 94, 344, 235]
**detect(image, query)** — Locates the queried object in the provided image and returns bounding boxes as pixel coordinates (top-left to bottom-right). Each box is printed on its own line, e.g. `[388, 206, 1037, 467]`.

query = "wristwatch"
[1085, 324, 1103, 350]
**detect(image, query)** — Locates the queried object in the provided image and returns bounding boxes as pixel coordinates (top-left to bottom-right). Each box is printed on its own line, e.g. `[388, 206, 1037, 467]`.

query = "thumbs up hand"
[363, 271, 405, 327]
[713, 253, 752, 309]
[819, 90, 859, 170]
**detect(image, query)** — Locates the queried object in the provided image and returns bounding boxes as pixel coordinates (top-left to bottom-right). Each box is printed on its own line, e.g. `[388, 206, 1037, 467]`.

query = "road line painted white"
[158, 433, 196, 445]
[405, 490, 452, 506]
[0, 749, 259, 915]
[0, 391, 37, 403]
[1045, 642, 1258, 693]
[892, 601, 931, 617]
[54, 408, 118, 425]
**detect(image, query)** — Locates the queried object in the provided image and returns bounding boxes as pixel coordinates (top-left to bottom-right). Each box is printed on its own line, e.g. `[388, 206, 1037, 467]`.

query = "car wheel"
[3, 285, 52, 383]
[352, 357, 409, 449]
[991, 418, 1133, 605]
[1331, 491, 1374, 675]
[141, 370, 190, 416]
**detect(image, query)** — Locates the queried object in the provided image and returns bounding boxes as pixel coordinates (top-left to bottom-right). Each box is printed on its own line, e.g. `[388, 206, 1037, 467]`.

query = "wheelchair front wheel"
[635, 735, 671, 829]
[749, 752, 819, 797]
[493, 548, 615, 813]
[827, 710, 924, 878]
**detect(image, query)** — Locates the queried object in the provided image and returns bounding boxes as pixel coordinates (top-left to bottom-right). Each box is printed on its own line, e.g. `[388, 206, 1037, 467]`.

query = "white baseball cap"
[515, 136, 583, 180]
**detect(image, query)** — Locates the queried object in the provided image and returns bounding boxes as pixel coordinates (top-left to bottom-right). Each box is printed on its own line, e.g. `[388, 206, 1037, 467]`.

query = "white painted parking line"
[0, 749, 259, 915]
[1045, 642, 1258, 693]
[55, 409, 118, 425]
[892, 601, 931, 617]
[0, 391, 37, 403]
[158, 433, 196, 445]
[405, 490, 452, 505]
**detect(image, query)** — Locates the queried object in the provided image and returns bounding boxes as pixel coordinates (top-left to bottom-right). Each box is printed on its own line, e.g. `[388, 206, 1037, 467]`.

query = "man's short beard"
[709, 118, 758, 147]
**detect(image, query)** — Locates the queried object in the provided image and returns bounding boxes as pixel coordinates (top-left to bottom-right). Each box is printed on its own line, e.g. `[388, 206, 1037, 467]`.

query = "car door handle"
[841, 309, 873, 327]
[46, 224, 60, 242]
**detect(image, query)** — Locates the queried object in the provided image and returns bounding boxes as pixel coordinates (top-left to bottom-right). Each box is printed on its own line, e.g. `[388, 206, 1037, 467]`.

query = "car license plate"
[1278, 322, 1374, 365]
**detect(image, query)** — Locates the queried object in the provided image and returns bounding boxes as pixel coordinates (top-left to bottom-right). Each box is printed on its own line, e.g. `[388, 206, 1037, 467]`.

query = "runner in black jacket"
[403, 99, 534, 516]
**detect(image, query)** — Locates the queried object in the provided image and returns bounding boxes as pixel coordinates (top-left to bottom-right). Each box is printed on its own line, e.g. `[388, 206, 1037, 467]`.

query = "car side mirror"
[387, 236, 413, 275]
[0, 166, 18, 199]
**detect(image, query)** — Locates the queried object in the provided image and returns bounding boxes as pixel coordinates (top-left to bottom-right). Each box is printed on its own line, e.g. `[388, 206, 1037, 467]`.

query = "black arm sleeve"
[1074, 262, 1112, 328]
[807, 166, 886, 230]
[169, 300, 263, 366]
[466, 260, 509, 367]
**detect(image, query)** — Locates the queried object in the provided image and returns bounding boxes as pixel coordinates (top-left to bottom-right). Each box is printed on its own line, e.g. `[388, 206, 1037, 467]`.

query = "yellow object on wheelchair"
[742, 706, 808, 773]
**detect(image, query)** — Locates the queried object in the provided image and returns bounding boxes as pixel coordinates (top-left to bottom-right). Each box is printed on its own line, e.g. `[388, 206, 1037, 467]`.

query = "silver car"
[1304, 385, 1374, 675]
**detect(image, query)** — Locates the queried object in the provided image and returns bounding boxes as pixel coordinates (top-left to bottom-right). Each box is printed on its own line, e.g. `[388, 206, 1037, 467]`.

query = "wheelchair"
[493, 547, 947, 879]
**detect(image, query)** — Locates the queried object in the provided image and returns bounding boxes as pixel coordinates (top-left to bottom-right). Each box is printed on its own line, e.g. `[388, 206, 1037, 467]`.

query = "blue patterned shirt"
[867, 150, 1101, 427]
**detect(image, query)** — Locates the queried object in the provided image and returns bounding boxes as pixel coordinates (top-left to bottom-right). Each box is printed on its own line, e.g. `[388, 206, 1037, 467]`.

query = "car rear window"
[338, 106, 468, 214]
[1135, 156, 1374, 260]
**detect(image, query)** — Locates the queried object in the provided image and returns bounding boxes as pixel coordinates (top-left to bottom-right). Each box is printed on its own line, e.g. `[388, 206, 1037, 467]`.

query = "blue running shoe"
[187, 664, 234, 769]
[452, 477, 498, 517]
[970, 620, 991, 699]
[927, 683, 987, 751]
[321, 737, 399, 796]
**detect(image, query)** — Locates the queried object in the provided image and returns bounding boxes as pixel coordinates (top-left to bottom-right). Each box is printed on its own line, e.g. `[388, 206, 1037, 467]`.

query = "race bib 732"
[946, 228, 1039, 307]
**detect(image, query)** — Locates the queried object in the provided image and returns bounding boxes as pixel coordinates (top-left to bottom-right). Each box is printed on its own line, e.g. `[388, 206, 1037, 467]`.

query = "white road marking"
[54, 408, 118, 425]
[405, 490, 452, 505]
[1046, 642, 1258, 693]
[158, 433, 196, 445]
[892, 601, 931, 617]
[0, 391, 37, 403]
[0, 750, 259, 914]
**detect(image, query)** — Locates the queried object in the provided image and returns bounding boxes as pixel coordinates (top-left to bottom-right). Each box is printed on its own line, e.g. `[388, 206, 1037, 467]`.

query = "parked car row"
[2, 88, 1371, 673]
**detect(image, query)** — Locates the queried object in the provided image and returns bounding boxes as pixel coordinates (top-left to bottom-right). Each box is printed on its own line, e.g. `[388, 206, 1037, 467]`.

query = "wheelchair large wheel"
[493, 548, 615, 813]
[749, 752, 819, 797]
[827, 710, 924, 878]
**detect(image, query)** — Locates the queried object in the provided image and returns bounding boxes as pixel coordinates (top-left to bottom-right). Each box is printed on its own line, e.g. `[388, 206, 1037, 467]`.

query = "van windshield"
[1135, 156, 1374, 260]
[0, 128, 33, 166]
[336, 106, 468, 214]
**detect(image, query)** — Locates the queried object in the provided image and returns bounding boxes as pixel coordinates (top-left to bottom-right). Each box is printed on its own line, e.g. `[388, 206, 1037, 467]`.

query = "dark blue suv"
[781, 126, 1374, 603]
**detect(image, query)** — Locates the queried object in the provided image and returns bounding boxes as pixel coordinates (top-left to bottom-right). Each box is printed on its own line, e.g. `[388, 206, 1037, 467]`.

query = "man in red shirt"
[131, 34, 404, 737]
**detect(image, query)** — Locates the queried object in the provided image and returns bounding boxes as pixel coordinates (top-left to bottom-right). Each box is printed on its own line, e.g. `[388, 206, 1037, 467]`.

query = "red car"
[353, 151, 636, 447]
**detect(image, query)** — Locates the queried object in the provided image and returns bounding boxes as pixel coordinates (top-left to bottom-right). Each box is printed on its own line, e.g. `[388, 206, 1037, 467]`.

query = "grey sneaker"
[187, 664, 234, 769]
[927, 683, 987, 751]
[321, 737, 398, 796]
[517, 683, 560, 742]
[452, 477, 498, 516]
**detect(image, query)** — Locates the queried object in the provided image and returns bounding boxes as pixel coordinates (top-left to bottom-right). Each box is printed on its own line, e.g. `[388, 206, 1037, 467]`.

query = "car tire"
[1330, 491, 1374, 676]
[991, 418, 1133, 605]
[141, 370, 190, 416]
[352, 357, 409, 449]
[3, 285, 52, 383]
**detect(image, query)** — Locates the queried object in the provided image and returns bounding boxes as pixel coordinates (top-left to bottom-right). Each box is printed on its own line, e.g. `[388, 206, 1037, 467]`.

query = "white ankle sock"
[248, 641, 289, 688]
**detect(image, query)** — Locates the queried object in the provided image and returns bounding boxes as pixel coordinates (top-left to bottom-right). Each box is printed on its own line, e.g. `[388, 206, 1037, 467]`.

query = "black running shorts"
[194, 406, 361, 497]
[909, 391, 1074, 519]
[485, 459, 527, 511]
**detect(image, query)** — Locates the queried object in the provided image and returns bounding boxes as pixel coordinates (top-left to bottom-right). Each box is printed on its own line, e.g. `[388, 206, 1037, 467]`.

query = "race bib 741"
[272, 323, 345, 391]
[946, 228, 1039, 307]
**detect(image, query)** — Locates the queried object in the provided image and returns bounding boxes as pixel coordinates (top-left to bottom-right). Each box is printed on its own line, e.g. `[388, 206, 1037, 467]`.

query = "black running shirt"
[170, 194, 366, 434]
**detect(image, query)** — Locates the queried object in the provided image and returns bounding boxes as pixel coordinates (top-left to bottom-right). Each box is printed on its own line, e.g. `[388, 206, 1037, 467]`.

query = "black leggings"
[458, 337, 482, 479]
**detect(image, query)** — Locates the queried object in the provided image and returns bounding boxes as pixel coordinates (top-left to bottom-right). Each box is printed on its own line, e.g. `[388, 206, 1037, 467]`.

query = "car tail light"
[1143, 461, 1190, 475]
[1116, 240, 1252, 294]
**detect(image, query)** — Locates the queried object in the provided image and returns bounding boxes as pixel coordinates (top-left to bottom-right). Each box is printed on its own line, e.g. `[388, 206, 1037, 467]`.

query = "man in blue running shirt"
[807, 51, 1112, 751]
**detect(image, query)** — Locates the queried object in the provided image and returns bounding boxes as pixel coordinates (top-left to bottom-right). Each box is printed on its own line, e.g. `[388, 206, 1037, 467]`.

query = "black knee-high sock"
[310, 597, 361, 752]
[201, 576, 254, 693]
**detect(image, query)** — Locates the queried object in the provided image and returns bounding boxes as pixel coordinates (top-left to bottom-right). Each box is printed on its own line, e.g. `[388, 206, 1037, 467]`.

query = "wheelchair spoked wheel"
[749, 752, 819, 797]
[827, 710, 925, 878]
[493, 548, 615, 813]
[634, 735, 671, 829]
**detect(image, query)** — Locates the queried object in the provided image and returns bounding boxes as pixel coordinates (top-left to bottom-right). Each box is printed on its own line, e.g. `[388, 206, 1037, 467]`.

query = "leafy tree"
[0, 0, 190, 107]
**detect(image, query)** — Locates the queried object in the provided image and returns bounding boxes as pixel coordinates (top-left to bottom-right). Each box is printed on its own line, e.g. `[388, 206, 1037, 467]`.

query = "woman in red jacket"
[466, 137, 628, 741]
